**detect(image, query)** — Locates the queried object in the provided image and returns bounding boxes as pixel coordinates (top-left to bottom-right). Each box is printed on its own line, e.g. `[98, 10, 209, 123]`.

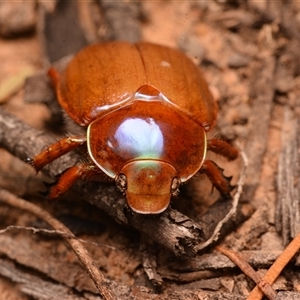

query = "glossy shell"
[87, 101, 207, 181]
[54, 41, 218, 214]
[56, 41, 217, 129]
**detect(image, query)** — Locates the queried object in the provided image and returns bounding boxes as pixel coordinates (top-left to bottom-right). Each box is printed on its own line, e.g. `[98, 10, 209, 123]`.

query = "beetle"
[28, 41, 238, 214]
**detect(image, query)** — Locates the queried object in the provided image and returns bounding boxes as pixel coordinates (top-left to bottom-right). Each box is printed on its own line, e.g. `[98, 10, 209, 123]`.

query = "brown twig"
[247, 230, 300, 300]
[0, 188, 117, 300]
[216, 246, 277, 300]
[0, 225, 118, 250]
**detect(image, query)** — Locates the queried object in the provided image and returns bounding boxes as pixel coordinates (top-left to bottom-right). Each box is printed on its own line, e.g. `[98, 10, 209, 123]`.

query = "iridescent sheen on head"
[87, 100, 206, 180]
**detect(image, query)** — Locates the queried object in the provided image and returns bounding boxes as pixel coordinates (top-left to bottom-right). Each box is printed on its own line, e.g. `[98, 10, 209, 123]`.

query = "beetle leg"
[26, 135, 87, 172]
[207, 139, 238, 161]
[47, 163, 102, 199]
[200, 160, 234, 198]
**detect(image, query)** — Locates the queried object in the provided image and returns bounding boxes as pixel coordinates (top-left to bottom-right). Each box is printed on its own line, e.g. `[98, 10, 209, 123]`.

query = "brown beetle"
[28, 41, 238, 214]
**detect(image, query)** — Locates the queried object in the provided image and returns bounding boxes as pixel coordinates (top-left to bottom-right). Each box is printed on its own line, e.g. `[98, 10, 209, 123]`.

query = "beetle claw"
[24, 157, 33, 164]
[25, 157, 39, 173]
[202, 160, 236, 199]
[224, 175, 235, 192]
[220, 173, 235, 197]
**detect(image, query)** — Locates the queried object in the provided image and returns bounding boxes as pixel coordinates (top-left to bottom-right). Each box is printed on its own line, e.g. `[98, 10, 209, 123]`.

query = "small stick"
[0, 188, 117, 300]
[247, 231, 300, 300]
[216, 246, 276, 300]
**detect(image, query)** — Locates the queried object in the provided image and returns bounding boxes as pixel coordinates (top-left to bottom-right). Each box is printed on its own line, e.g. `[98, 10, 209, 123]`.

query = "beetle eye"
[116, 173, 127, 192]
[171, 177, 180, 196]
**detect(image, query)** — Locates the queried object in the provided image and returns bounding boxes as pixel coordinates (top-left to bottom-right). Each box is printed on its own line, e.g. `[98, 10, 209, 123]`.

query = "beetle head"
[116, 160, 179, 214]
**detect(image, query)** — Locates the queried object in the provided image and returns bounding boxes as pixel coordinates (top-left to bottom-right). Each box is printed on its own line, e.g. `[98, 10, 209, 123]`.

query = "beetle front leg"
[26, 135, 87, 172]
[207, 139, 238, 161]
[200, 160, 234, 198]
[48, 163, 101, 199]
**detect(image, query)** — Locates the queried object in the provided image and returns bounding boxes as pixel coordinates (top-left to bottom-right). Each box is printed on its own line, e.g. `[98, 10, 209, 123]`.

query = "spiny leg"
[47, 163, 101, 199]
[26, 135, 87, 172]
[201, 160, 234, 198]
[207, 139, 238, 161]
